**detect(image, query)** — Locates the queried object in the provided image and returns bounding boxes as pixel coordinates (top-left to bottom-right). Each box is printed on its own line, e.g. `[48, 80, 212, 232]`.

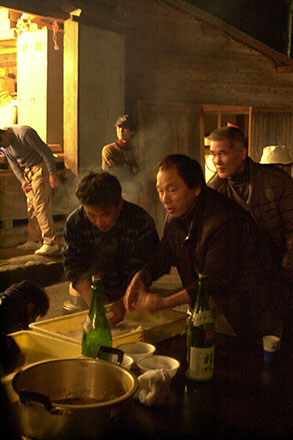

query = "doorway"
[0, 7, 64, 150]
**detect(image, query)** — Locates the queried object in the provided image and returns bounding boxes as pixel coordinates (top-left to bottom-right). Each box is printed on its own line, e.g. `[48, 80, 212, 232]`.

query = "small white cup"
[117, 342, 156, 366]
[137, 354, 180, 378]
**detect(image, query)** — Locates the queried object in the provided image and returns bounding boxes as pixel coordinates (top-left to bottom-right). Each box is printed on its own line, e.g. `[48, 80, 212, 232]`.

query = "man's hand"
[108, 298, 126, 325]
[21, 180, 31, 193]
[123, 271, 149, 312]
[49, 174, 58, 189]
[106, 158, 115, 168]
[129, 290, 164, 312]
[124, 274, 164, 313]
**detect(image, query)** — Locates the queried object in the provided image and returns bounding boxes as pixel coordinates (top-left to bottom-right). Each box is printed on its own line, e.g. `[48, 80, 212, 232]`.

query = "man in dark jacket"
[207, 126, 293, 290]
[121, 154, 288, 343]
[0, 280, 49, 334]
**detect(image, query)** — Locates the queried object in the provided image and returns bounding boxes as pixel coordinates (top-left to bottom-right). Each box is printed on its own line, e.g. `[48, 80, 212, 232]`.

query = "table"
[108, 333, 293, 440]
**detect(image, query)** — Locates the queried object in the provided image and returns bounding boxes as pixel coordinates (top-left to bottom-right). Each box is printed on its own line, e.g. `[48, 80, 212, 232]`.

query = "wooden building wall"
[125, 0, 293, 110]
[119, 0, 293, 232]
[251, 110, 293, 161]
[123, 0, 293, 165]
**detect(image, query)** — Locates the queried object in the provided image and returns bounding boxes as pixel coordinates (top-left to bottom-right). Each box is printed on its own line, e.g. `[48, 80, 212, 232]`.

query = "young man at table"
[63, 170, 159, 320]
[101, 114, 143, 204]
[114, 154, 289, 344]
[207, 126, 293, 291]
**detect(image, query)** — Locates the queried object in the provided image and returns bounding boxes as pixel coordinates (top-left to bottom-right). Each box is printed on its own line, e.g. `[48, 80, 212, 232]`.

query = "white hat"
[260, 145, 292, 165]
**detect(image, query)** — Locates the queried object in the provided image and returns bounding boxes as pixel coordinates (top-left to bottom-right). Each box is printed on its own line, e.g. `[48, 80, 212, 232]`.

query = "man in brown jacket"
[119, 154, 289, 344]
[207, 126, 293, 290]
[101, 114, 142, 204]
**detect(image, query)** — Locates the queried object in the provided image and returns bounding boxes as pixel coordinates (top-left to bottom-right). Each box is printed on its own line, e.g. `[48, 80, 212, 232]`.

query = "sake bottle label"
[83, 315, 93, 334]
[192, 310, 213, 326]
[189, 346, 215, 381]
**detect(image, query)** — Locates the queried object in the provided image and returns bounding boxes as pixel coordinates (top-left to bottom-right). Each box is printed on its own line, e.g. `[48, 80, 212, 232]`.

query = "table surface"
[107, 332, 293, 440]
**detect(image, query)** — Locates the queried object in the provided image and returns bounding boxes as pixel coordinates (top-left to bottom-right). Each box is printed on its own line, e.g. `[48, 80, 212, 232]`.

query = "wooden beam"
[276, 65, 293, 73]
[199, 109, 205, 174]
[203, 105, 250, 113]
[0, 1, 70, 21]
[252, 107, 293, 113]
[248, 106, 253, 156]
[71, 11, 128, 34]
[136, 99, 202, 112]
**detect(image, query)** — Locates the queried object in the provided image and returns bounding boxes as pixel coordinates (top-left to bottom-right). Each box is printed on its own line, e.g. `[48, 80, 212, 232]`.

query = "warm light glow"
[71, 9, 82, 17]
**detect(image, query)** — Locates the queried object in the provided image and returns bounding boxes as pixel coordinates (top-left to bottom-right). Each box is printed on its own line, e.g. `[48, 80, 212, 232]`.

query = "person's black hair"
[10, 279, 49, 318]
[155, 154, 205, 189]
[76, 170, 122, 207]
[0, 129, 5, 143]
[115, 114, 135, 131]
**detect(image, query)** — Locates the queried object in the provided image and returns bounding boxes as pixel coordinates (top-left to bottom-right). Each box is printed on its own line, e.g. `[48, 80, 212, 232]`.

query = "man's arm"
[111, 223, 172, 324]
[123, 268, 152, 311]
[101, 145, 115, 170]
[278, 174, 293, 284]
[109, 269, 150, 325]
[123, 268, 190, 313]
[63, 210, 95, 299]
[120, 214, 159, 288]
[5, 154, 25, 183]
[128, 287, 191, 312]
[74, 279, 92, 307]
[5, 153, 32, 193]
[24, 127, 57, 178]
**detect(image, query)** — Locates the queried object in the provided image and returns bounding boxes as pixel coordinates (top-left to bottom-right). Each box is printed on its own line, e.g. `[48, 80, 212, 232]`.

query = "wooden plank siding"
[125, 1, 293, 110]
[137, 100, 203, 235]
[251, 110, 293, 162]
[122, 0, 293, 233]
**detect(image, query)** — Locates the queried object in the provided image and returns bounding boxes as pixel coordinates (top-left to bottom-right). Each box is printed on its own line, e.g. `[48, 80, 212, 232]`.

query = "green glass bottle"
[81, 275, 112, 359]
[186, 274, 215, 382]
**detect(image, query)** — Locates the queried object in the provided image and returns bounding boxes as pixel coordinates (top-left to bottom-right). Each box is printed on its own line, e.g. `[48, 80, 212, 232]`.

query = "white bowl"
[117, 342, 156, 366]
[137, 355, 180, 378]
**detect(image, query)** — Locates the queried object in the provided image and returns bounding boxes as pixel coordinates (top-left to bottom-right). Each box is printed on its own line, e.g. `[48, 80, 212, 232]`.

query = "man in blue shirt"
[63, 170, 159, 322]
[0, 125, 59, 255]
